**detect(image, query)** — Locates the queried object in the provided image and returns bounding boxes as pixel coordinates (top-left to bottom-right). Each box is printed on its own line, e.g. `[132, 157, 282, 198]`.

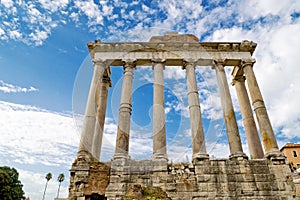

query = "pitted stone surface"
[103, 159, 298, 200]
[149, 32, 199, 43]
[68, 153, 110, 199]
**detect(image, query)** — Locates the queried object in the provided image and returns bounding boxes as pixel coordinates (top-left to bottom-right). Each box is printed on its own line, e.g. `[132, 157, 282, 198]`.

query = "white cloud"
[74, 0, 103, 26]
[102, 4, 113, 16]
[38, 0, 69, 12]
[262, 24, 300, 139]
[167, 145, 192, 162]
[0, 0, 298, 48]
[200, 92, 223, 120]
[210, 27, 252, 42]
[160, 0, 203, 21]
[0, 101, 79, 166]
[0, 0, 66, 46]
[9, 30, 22, 40]
[29, 29, 49, 46]
[237, 0, 298, 21]
[207, 142, 230, 158]
[0, 80, 39, 93]
[164, 67, 186, 80]
[1, 0, 13, 8]
[0, 27, 5, 35]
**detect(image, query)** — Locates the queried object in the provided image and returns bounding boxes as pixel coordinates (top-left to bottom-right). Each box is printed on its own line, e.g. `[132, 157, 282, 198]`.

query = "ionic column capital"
[92, 58, 107, 66]
[241, 58, 256, 67]
[212, 59, 226, 70]
[122, 59, 136, 69]
[214, 59, 226, 65]
[182, 59, 197, 70]
[152, 59, 165, 70]
[231, 75, 246, 86]
[151, 58, 166, 63]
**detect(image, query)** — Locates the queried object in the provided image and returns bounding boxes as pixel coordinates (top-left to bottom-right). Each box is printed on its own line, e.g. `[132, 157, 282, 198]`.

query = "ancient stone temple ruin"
[68, 33, 297, 199]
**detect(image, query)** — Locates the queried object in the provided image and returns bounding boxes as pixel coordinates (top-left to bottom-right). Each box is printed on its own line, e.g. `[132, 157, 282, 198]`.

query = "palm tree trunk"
[42, 181, 48, 200]
[57, 182, 61, 198]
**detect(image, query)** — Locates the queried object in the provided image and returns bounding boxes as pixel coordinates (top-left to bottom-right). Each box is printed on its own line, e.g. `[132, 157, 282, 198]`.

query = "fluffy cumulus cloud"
[0, 80, 38, 93]
[38, 0, 69, 12]
[28, 29, 50, 46]
[0, 0, 14, 8]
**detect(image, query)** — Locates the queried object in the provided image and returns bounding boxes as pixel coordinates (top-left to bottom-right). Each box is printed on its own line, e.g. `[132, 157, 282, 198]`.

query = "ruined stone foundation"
[69, 156, 298, 200]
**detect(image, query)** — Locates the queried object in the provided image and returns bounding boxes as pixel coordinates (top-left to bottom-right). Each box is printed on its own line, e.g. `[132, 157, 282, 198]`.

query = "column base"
[192, 153, 209, 162]
[151, 153, 168, 161]
[76, 150, 93, 162]
[229, 152, 248, 160]
[112, 153, 131, 160]
[265, 151, 286, 164]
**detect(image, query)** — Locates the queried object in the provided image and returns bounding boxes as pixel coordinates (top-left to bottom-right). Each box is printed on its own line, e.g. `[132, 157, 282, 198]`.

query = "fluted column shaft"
[242, 59, 280, 156]
[184, 61, 208, 161]
[233, 75, 264, 159]
[114, 61, 135, 159]
[214, 61, 245, 158]
[91, 77, 111, 160]
[152, 60, 167, 160]
[78, 60, 107, 155]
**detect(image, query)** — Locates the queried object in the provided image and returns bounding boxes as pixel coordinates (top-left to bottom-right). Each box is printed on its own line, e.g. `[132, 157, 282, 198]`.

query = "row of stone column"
[240, 59, 281, 158]
[78, 58, 281, 161]
[78, 60, 111, 159]
[214, 59, 280, 159]
[113, 59, 208, 161]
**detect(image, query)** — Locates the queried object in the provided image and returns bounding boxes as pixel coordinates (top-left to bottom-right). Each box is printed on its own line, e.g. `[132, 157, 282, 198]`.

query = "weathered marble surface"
[68, 157, 297, 200]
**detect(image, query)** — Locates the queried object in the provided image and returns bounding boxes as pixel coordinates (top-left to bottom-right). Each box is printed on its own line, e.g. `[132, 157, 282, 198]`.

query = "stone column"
[183, 61, 208, 161]
[241, 58, 281, 158]
[213, 60, 246, 159]
[78, 59, 108, 157]
[152, 59, 168, 160]
[114, 60, 136, 159]
[232, 73, 264, 159]
[91, 76, 111, 160]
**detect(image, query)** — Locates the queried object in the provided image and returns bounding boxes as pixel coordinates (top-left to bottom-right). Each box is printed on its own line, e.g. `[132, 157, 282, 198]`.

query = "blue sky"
[1, 0, 300, 199]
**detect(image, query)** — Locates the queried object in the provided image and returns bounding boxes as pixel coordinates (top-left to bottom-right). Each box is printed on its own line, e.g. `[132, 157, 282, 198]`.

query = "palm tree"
[56, 173, 65, 198]
[42, 172, 52, 200]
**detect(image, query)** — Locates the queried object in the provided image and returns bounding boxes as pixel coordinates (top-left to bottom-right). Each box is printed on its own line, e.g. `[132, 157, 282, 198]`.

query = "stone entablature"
[88, 40, 256, 67]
